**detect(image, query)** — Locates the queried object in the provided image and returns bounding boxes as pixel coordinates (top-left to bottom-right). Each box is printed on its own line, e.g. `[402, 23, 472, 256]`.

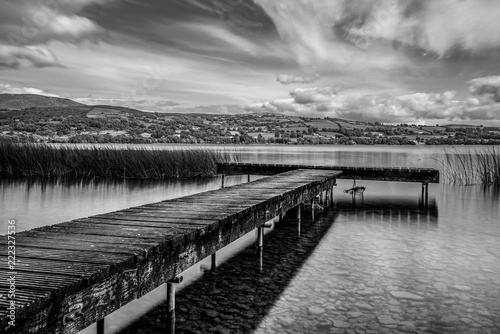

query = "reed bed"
[0, 141, 240, 179]
[437, 146, 500, 185]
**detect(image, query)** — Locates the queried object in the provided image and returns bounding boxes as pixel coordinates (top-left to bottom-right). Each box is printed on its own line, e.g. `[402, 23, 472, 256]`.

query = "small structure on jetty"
[217, 162, 439, 203]
[0, 169, 340, 334]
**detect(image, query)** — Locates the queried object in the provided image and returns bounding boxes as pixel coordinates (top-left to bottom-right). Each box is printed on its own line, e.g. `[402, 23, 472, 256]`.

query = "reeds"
[437, 146, 500, 185]
[0, 141, 240, 179]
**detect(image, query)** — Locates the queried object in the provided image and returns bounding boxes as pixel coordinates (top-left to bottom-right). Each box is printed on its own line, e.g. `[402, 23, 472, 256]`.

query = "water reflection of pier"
[335, 196, 438, 225]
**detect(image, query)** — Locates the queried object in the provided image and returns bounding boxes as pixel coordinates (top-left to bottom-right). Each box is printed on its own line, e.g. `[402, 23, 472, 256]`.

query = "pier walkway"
[1, 169, 340, 334]
[217, 162, 440, 184]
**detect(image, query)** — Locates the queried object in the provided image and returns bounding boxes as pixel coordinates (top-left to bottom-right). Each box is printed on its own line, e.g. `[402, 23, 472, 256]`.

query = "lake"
[1, 145, 499, 333]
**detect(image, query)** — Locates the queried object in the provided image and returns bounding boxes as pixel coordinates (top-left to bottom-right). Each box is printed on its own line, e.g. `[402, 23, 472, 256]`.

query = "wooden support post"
[166, 283, 175, 334]
[257, 226, 263, 249]
[311, 198, 315, 221]
[297, 204, 302, 235]
[166, 276, 182, 334]
[247, 174, 251, 183]
[258, 247, 263, 272]
[330, 187, 334, 207]
[421, 182, 425, 199]
[211, 252, 216, 271]
[97, 318, 104, 334]
[425, 183, 429, 209]
[221, 174, 225, 188]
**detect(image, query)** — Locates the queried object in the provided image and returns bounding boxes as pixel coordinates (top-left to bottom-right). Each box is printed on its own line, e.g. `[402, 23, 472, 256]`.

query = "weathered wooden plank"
[0, 235, 154, 261]
[0, 269, 84, 294]
[28, 226, 199, 242]
[20, 229, 164, 249]
[0, 287, 52, 329]
[77, 217, 218, 226]
[1, 257, 110, 277]
[144, 202, 257, 212]
[49, 220, 212, 235]
[0, 247, 134, 278]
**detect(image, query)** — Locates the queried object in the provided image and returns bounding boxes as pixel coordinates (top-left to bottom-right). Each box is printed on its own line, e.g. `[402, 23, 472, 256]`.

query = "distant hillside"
[0, 94, 83, 110]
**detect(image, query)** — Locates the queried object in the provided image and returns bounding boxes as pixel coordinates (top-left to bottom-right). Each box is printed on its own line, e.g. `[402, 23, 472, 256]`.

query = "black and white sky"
[1, 0, 500, 124]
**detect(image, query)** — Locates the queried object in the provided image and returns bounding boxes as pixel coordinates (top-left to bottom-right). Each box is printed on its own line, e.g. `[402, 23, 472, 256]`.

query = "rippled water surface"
[1, 145, 499, 333]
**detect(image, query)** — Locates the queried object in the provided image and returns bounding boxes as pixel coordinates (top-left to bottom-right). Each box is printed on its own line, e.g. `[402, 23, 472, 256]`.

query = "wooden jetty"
[0, 169, 340, 334]
[217, 162, 440, 184]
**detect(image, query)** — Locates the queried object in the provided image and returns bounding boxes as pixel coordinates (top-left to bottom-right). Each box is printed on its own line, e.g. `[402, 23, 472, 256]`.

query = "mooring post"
[311, 198, 315, 221]
[211, 252, 216, 271]
[421, 182, 425, 199]
[248, 174, 251, 183]
[166, 276, 183, 334]
[221, 174, 225, 188]
[97, 318, 104, 334]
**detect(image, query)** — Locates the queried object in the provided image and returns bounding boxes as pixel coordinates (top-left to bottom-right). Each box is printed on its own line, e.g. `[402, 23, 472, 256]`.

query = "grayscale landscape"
[1, 1, 499, 334]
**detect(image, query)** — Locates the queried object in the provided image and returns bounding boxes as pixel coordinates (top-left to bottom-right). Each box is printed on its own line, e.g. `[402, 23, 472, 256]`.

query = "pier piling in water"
[166, 276, 183, 334]
[211, 253, 217, 271]
[97, 319, 104, 334]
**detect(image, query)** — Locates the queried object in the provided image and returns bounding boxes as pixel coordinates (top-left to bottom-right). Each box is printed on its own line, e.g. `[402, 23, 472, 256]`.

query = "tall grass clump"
[0, 142, 240, 179]
[437, 146, 500, 185]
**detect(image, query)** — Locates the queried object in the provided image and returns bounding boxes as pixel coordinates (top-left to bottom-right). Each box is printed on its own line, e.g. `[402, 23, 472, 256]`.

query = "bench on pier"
[0, 169, 340, 334]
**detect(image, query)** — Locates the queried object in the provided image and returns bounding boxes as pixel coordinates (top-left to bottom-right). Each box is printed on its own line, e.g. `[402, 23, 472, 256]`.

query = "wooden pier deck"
[217, 162, 440, 183]
[1, 169, 340, 334]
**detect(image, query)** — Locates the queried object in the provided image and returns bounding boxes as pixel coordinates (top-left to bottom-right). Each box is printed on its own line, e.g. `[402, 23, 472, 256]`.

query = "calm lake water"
[1, 145, 499, 333]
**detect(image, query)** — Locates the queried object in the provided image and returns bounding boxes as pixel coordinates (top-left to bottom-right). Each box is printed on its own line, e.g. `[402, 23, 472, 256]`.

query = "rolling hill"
[0, 93, 84, 110]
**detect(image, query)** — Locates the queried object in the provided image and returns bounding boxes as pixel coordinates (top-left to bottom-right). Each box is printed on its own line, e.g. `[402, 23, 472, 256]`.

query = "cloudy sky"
[1, 0, 500, 124]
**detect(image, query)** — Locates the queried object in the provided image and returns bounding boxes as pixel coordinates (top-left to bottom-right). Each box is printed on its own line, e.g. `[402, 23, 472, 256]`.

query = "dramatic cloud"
[468, 76, 500, 103]
[255, 0, 500, 70]
[0, 45, 61, 68]
[277, 74, 320, 85]
[0, 0, 106, 69]
[0, 1, 106, 45]
[290, 87, 342, 104]
[0, 83, 60, 97]
[253, 77, 500, 123]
